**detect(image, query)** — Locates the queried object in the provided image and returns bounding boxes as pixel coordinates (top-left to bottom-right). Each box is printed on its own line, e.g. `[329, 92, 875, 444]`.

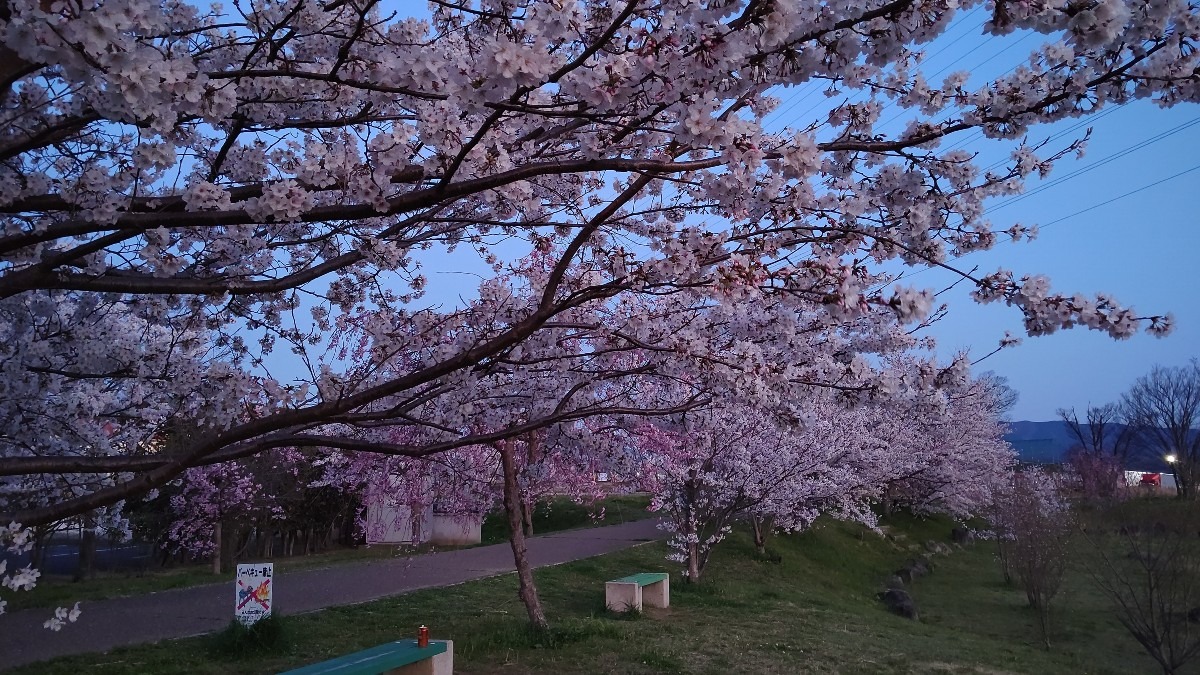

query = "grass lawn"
[480, 493, 654, 544]
[9, 509, 1165, 675]
[9, 494, 654, 613]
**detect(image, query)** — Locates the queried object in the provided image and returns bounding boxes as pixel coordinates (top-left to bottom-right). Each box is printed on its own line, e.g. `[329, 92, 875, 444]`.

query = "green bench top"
[278, 640, 448, 675]
[609, 572, 669, 586]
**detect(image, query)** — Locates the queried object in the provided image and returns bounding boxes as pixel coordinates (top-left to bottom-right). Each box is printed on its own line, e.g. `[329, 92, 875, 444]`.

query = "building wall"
[428, 514, 483, 546]
[365, 504, 432, 545]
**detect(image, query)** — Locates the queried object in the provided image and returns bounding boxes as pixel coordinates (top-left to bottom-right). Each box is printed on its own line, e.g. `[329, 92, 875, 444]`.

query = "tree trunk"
[522, 495, 535, 538]
[74, 512, 96, 582]
[996, 537, 1012, 585]
[211, 521, 223, 574]
[681, 477, 703, 583]
[234, 528, 255, 560]
[687, 540, 702, 582]
[1178, 463, 1195, 500]
[411, 512, 423, 545]
[751, 516, 767, 556]
[31, 526, 48, 570]
[220, 524, 236, 571]
[499, 441, 549, 631]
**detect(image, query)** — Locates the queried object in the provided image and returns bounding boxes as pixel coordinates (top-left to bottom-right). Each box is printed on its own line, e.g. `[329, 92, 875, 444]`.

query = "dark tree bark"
[751, 515, 768, 556]
[499, 439, 549, 631]
[211, 521, 223, 574]
[686, 538, 701, 582]
[522, 495, 535, 538]
[31, 525, 49, 570]
[73, 512, 96, 582]
[220, 524, 236, 571]
[682, 475, 703, 583]
[1087, 505, 1200, 674]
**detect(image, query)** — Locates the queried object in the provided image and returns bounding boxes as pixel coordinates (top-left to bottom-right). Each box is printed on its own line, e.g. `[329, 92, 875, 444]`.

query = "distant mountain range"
[1003, 420, 1172, 471]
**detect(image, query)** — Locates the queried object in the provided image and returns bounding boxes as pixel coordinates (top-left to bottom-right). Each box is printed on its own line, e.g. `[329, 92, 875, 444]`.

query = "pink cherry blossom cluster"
[633, 366, 1016, 580]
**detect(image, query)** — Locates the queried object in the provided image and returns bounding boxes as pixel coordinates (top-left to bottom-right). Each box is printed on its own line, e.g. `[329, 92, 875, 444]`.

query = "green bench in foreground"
[279, 639, 453, 675]
[605, 572, 669, 612]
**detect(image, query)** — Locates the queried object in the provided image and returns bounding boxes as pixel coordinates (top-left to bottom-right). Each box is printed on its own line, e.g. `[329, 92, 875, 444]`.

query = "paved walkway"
[0, 518, 665, 670]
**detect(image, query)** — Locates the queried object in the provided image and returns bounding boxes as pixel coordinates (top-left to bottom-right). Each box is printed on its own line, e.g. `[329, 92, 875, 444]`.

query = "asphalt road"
[0, 518, 665, 670]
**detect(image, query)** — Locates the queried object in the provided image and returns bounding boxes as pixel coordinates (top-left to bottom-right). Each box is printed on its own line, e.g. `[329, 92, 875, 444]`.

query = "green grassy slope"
[9, 512, 1162, 675]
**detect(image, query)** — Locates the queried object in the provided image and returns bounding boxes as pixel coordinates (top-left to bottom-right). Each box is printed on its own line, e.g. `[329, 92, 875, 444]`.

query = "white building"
[364, 500, 483, 546]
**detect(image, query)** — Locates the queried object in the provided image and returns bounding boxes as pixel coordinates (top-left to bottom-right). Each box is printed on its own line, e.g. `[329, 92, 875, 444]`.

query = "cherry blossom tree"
[0, 523, 81, 632]
[877, 369, 1016, 519]
[635, 358, 1018, 581]
[165, 462, 280, 573]
[0, 2, 1193, 636]
[990, 467, 1073, 647]
[637, 398, 879, 582]
[316, 436, 499, 545]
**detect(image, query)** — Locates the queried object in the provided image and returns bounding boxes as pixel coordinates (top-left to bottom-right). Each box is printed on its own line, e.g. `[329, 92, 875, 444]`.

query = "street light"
[1166, 455, 1181, 499]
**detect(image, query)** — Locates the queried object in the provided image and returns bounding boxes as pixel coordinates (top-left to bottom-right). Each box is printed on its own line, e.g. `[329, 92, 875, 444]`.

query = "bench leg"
[642, 579, 669, 609]
[387, 640, 454, 675]
[605, 581, 642, 612]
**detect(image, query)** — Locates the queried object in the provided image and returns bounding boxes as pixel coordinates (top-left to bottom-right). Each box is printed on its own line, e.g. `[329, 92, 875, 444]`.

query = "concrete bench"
[605, 572, 669, 612]
[279, 639, 453, 675]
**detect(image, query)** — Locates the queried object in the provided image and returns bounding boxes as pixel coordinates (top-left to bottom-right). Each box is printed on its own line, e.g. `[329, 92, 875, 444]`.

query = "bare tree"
[1122, 362, 1200, 499]
[1086, 504, 1200, 675]
[1058, 403, 1138, 464]
[978, 371, 1019, 421]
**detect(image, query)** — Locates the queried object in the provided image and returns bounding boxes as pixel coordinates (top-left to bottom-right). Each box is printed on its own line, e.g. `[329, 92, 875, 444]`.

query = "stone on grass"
[878, 588, 919, 620]
[924, 540, 952, 555]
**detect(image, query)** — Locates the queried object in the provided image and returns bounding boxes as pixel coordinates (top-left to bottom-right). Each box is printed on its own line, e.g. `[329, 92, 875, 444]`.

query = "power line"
[763, 80, 826, 126]
[880, 160, 1200, 287]
[1038, 162, 1200, 229]
[987, 115, 1200, 213]
[976, 102, 1130, 176]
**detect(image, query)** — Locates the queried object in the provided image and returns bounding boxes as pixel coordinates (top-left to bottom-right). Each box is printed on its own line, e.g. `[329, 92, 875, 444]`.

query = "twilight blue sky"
[378, 3, 1199, 422]
[860, 13, 1200, 422]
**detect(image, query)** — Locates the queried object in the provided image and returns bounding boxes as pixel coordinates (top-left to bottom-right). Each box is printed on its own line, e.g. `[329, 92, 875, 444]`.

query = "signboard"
[235, 563, 273, 625]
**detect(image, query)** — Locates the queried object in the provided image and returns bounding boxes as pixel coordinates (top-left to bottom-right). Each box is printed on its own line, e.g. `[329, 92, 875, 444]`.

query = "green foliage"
[207, 615, 291, 660]
[465, 617, 624, 652]
[480, 493, 653, 544]
[602, 603, 643, 621]
[637, 650, 687, 673]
